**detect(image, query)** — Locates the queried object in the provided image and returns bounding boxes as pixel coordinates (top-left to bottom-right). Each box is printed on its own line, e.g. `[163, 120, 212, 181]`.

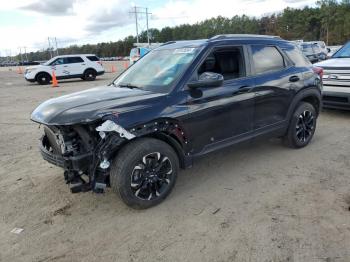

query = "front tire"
[110, 138, 179, 209]
[283, 102, 317, 148]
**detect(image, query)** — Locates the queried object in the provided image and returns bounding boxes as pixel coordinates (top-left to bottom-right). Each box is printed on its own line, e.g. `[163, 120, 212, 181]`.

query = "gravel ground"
[0, 66, 350, 262]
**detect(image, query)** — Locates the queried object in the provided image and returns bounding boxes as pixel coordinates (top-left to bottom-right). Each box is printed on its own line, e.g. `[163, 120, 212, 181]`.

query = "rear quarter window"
[251, 45, 285, 74]
[86, 56, 99, 61]
[284, 47, 311, 67]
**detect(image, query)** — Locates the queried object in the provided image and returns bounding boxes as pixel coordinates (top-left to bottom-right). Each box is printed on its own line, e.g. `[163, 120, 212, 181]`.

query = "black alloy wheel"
[131, 152, 173, 201]
[295, 110, 315, 143]
[110, 138, 179, 209]
[283, 102, 317, 148]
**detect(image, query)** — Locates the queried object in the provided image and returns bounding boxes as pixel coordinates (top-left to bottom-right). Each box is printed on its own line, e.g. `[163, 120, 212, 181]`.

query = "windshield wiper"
[118, 83, 142, 89]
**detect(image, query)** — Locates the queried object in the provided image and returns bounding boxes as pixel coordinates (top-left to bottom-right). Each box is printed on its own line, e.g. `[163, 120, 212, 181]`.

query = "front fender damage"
[96, 120, 136, 140]
[39, 117, 190, 194]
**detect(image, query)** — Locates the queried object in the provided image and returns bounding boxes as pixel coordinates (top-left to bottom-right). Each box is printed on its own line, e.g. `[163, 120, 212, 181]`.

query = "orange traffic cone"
[52, 71, 59, 87]
[17, 66, 23, 74]
[111, 65, 116, 73]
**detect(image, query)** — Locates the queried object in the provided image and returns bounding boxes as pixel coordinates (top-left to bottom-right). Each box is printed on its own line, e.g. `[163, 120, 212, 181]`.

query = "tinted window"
[87, 56, 99, 61]
[198, 46, 245, 80]
[284, 47, 311, 67]
[251, 45, 285, 74]
[67, 57, 84, 63]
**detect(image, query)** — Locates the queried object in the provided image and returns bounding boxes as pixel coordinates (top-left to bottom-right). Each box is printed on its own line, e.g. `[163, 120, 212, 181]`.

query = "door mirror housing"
[188, 72, 224, 89]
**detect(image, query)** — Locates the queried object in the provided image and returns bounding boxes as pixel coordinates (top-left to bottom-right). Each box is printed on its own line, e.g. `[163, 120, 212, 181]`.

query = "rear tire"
[283, 102, 317, 148]
[83, 69, 96, 81]
[36, 72, 51, 85]
[110, 138, 179, 209]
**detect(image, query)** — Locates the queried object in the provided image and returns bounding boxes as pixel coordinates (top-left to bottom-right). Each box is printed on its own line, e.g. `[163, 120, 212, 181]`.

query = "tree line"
[7, 0, 350, 61]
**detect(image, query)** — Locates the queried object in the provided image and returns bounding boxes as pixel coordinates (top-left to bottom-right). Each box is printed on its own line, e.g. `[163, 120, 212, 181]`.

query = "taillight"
[97, 61, 102, 65]
[313, 66, 323, 79]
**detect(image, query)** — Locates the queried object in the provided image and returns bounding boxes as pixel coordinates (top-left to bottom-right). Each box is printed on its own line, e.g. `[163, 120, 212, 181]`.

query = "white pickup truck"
[315, 42, 350, 110]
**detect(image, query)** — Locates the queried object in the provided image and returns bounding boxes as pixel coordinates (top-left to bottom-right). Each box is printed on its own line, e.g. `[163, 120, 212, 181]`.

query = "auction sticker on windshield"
[173, 48, 196, 54]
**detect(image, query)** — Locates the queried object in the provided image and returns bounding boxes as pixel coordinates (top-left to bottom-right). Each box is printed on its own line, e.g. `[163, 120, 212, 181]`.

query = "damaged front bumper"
[37, 118, 191, 194]
[40, 135, 93, 171]
[39, 121, 131, 193]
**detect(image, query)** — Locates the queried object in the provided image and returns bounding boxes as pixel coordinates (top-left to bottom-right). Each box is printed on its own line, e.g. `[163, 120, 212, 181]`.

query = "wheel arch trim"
[287, 88, 322, 121]
[83, 68, 97, 74]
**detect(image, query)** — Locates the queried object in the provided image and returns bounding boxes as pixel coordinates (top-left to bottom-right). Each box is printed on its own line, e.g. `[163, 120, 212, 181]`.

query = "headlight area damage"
[39, 118, 189, 194]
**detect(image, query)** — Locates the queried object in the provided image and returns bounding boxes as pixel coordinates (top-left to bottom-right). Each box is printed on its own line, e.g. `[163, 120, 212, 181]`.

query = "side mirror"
[327, 48, 331, 53]
[188, 72, 224, 89]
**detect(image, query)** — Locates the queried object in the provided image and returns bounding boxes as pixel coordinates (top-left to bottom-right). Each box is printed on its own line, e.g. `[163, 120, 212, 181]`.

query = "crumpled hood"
[31, 86, 165, 125]
[315, 58, 350, 68]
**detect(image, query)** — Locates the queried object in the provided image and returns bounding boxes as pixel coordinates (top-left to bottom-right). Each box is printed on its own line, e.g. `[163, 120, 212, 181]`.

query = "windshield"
[312, 44, 321, 53]
[43, 57, 56, 66]
[114, 47, 201, 93]
[332, 42, 350, 58]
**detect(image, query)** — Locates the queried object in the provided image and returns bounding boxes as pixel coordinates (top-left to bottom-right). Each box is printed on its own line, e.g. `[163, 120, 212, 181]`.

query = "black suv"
[31, 35, 322, 209]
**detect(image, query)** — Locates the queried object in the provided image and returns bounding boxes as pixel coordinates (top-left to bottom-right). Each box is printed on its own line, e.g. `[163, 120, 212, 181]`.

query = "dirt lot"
[0, 66, 350, 262]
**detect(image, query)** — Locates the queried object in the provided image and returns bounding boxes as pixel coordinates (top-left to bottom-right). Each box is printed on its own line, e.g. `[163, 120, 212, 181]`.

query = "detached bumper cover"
[322, 85, 350, 110]
[39, 135, 93, 171]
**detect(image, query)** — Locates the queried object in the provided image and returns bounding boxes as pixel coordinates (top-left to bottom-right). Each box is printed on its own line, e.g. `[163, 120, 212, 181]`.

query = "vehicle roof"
[156, 34, 290, 50]
[53, 54, 97, 58]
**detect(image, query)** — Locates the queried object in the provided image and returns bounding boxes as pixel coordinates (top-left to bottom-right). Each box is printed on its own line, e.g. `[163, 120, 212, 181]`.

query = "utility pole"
[130, 6, 139, 43]
[146, 8, 150, 46]
[24, 46, 28, 61]
[130, 7, 152, 46]
[48, 37, 52, 58]
[54, 37, 59, 56]
[19, 47, 23, 63]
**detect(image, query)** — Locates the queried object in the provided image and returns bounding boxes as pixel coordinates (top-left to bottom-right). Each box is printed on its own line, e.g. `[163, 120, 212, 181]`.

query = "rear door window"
[67, 57, 84, 63]
[251, 45, 285, 74]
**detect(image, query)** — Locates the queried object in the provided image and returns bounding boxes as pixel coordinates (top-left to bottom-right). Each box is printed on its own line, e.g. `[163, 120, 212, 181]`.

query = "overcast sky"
[0, 0, 316, 55]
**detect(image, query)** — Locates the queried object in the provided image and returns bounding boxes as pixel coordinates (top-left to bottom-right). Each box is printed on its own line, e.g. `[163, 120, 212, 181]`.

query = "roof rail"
[209, 34, 281, 40]
[161, 41, 176, 46]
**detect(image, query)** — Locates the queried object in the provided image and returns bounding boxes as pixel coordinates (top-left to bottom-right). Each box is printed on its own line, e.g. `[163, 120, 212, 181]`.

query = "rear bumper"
[322, 85, 350, 110]
[97, 70, 104, 76]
